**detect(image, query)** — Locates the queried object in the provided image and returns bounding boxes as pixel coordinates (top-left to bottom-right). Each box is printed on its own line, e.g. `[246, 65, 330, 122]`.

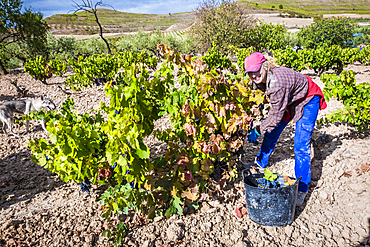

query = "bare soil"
[0, 63, 370, 247]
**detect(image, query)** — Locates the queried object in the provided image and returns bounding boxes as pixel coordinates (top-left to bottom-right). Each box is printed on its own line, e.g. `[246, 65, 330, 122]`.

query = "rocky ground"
[0, 63, 370, 247]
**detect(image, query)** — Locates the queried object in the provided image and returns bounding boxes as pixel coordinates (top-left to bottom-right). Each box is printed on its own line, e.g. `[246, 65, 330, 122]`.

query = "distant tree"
[279, 4, 283, 9]
[190, 0, 257, 53]
[297, 17, 358, 49]
[47, 33, 80, 60]
[71, 0, 113, 54]
[0, 0, 49, 74]
[246, 22, 288, 51]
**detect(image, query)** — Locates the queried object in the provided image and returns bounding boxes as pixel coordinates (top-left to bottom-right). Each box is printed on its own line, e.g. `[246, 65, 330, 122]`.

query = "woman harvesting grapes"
[244, 52, 327, 206]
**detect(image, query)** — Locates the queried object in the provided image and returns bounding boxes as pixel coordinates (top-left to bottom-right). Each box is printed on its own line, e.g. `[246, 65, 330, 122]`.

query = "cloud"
[24, 0, 78, 17]
[23, 0, 202, 18]
[116, 1, 199, 14]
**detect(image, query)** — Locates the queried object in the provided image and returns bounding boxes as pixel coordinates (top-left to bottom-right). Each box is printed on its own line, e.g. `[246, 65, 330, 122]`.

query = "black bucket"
[242, 169, 301, 227]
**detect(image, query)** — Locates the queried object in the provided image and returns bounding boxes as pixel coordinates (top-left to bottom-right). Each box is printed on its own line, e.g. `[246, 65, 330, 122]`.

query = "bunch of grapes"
[257, 178, 280, 189]
[77, 179, 91, 194]
[256, 173, 295, 189]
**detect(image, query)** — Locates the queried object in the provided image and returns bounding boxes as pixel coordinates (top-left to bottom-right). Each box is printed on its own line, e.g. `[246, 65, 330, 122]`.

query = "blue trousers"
[256, 96, 320, 192]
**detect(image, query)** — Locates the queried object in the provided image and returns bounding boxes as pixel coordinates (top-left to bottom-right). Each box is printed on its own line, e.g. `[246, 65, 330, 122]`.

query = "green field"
[45, 8, 194, 31]
[241, 0, 370, 17]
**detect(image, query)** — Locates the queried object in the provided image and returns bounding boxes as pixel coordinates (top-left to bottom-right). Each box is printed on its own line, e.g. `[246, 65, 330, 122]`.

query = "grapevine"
[25, 43, 370, 246]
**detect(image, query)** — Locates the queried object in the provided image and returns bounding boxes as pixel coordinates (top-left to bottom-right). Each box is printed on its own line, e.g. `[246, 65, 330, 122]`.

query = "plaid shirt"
[260, 67, 313, 135]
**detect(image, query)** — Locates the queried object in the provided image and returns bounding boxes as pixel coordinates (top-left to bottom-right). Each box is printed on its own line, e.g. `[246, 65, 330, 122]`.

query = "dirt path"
[0, 64, 370, 247]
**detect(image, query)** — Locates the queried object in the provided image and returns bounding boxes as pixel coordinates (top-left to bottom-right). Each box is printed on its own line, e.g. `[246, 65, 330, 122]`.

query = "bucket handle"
[242, 168, 252, 179]
[294, 176, 302, 185]
[242, 169, 259, 187]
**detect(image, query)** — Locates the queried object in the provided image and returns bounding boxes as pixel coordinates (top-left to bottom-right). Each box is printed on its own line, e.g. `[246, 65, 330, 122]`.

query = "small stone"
[234, 241, 249, 247]
[168, 214, 179, 221]
[127, 240, 136, 246]
[141, 240, 153, 247]
[200, 222, 213, 232]
[230, 229, 243, 242]
[200, 202, 212, 213]
[284, 225, 293, 237]
[215, 216, 223, 223]
[147, 234, 156, 240]
[20, 199, 31, 206]
[348, 183, 366, 194]
[317, 180, 324, 187]
[166, 222, 185, 242]
[341, 228, 350, 239]
[6, 194, 15, 201]
[319, 189, 334, 199]
[301, 224, 309, 232]
[153, 216, 164, 222]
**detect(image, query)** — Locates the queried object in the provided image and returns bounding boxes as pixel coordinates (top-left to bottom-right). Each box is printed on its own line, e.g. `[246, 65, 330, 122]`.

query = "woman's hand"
[247, 128, 261, 144]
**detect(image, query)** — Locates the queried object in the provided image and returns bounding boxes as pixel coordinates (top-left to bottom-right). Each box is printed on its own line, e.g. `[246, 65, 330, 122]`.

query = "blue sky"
[23, 0, 202, 18]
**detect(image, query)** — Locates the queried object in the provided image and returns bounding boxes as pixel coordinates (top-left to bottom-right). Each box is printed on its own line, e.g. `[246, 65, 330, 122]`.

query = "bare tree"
[71, 0, 113, 54]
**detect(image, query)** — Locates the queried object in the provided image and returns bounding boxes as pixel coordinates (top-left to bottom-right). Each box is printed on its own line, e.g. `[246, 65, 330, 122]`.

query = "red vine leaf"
[184, 123, 196, 136]
[177, 153, 190, 168]
[105, 169, 112, 178]
[235, 206, 242, 218]
[202, 144, 211, 154]
[182, 100, 190, 114]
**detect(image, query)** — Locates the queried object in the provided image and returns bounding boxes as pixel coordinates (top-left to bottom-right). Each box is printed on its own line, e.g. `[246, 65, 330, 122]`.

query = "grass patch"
[45, 8, 189, 28]
[240, 0, 370, 17]
[358, 18, 370, 22]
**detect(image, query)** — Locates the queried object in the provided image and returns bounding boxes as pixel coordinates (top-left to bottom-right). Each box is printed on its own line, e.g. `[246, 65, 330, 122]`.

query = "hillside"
[241, 0, 370, 19]
[243, 0, 370, 12]
[45, 9, 196, 35]
[44, 1, 370, 35]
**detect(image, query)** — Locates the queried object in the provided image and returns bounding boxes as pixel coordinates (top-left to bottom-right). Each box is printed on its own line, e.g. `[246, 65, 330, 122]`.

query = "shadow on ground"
[295, 124, 370, 218]
[0, 149, 65, 211]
